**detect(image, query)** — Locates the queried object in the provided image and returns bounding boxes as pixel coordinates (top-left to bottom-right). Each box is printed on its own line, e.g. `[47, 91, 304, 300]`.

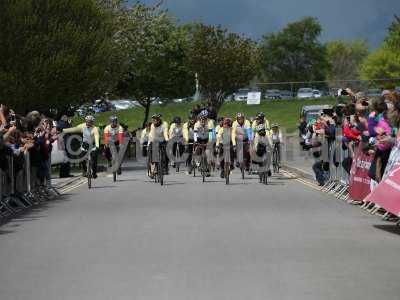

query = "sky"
[135, 0, 400, 48]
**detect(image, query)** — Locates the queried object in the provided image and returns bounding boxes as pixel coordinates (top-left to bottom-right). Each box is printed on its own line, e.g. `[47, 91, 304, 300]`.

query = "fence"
[0, 150, 60, 220]
[308, 129, 400, 225]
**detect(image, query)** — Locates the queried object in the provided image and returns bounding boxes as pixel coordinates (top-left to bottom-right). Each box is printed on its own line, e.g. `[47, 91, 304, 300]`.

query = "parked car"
[367, 89, 382, 97]
[265, 89, 281, 100]
[301, 105, 333, 123]
[111, 99, 138, 111]
[280, 90, 294, 99]
[313, 89, 322, 98]
[76, 103, 95, 117]
[234, 88, 250, 102]
[297, 88, 314, 99]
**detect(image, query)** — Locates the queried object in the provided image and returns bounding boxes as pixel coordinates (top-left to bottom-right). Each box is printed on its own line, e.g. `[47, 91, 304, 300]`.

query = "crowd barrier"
[314, 128, 400, 225]
[0, 150, 60, 220]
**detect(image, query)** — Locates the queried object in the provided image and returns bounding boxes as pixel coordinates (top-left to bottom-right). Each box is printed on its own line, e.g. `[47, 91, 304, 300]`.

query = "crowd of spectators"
[300, 88, 400, 189]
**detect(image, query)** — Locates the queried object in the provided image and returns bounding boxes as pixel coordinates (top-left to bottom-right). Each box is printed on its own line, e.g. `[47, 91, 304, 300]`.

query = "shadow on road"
[373, 224, 400, 236]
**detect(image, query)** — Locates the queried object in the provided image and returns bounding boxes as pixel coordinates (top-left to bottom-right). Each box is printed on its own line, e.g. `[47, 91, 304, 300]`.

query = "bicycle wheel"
[263, 171, 268, 185]
[154, 163, 159, 183]
[200, 153, 207, 183]
[241, 164, 245, 180]
[159, 148, 164, 186]
[225, 163, 230, 185]
[87, 160, 92, 189]
[113, 171, 116, 182]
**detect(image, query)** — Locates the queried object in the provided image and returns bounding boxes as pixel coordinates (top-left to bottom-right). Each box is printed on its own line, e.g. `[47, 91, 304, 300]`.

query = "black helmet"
[256, 112, 265, 119]
[173, 116, 182, 124]
[151, 113, 162, 119]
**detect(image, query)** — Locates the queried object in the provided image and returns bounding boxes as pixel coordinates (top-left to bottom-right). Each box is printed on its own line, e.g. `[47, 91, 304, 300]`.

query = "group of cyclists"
[62, 108, 283, 186]
[141, 109, 283, 183]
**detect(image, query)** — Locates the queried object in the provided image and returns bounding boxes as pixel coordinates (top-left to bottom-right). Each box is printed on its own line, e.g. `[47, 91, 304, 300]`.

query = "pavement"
[1, 161, 400, 300]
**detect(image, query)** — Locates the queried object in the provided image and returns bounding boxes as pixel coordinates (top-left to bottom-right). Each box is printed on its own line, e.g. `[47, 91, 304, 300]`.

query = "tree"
[185, 24, 258, 112]
[260, 17, 328, 84]
[116, 3, 195, 127]
[326, 40, 369, 89]
[0, 0, 123, 115]
[361, 16, 400, 83]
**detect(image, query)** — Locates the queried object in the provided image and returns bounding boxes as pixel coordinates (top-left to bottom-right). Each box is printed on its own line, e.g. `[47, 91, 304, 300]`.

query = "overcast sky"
[135, 0, 400, 48]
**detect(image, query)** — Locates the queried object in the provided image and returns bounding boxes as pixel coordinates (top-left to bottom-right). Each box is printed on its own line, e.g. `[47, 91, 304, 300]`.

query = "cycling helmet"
[110, 115, 118, 122]
[85, 115, 95, 122]
[151, 113, 162, 119]
[256, 112, 265, 119]
[236, 112, 244, 119]
[223, 118, 232, 127]
[198, 110, 209, 119]
[217, 117, 224, 123]
[271, 123, 279, 128]
[173, 116, 182, 124]
[256, 124, 266, 132]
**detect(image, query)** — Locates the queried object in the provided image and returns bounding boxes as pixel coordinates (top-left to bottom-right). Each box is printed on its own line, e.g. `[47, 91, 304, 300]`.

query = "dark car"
[265, 89, 281, 100]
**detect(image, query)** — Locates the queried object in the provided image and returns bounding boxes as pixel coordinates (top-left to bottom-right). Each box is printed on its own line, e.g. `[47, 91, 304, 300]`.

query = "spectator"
[57, 115, 73, 178]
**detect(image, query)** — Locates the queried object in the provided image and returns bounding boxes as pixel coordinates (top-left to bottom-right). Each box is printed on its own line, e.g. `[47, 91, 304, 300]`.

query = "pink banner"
[348, 144, 374, 201]
[364, 163, 400, 217]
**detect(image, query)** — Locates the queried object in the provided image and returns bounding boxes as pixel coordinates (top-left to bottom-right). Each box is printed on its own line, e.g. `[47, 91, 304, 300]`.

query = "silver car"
[297, 88, 314, 99]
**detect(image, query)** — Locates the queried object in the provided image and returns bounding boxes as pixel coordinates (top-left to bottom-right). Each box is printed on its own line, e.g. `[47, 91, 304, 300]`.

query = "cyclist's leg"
[91, 149, 98, 178]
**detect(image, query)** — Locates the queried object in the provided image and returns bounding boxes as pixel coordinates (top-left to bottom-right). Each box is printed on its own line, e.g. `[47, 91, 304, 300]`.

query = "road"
[0, 165, 400, 300]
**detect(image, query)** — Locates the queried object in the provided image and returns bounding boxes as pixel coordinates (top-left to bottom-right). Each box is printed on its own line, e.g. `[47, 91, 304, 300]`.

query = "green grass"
[74, 97, 338, 133]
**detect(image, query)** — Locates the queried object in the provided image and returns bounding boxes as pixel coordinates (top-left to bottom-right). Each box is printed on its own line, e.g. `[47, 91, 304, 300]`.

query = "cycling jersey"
[254, 134, 272, 151]
[140, 128, 150, 145]
[63, 123, 100, 148]
[169, 123, 184, 141]
[148, 121, 169, 144]
[183, 122, 195, 143]
[252, 119, 271, 137]
[216, 127, 232, 145]
[103, 124, 124, 145]
[271, 130, 283, 144]
[194, 120, 215, 143]
[232, 120, 252, 146]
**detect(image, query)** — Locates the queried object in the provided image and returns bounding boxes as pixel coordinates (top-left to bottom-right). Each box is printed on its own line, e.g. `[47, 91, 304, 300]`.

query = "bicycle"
[223, 145, 231, 185]
[151, 142, 166, 186]
[194, 143, 208, 182]
[86, 148, 96, 189]
[272, 142, 281, 173]
[109, 144, 120, 182]
[174, 142, 183, 173]
[236, 141, 250, 180]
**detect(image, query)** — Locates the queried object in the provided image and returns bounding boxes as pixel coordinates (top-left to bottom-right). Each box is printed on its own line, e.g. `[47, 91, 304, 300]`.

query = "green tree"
[0, 0, 122, 115]
[260, 17, 328, 84]
[116, 3, 195, 127]
[361, 16, 400, 82]
[326, 40, 369, 88]
[185, 24, 258, 112]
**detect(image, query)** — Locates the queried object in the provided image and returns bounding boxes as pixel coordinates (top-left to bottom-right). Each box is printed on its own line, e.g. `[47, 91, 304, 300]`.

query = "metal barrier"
[0, 149, 61, 221]
[320, 128, 353, 201]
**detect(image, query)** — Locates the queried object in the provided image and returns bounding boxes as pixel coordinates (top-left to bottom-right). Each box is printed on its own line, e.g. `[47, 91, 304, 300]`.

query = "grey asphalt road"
[1, 166, 400, 300]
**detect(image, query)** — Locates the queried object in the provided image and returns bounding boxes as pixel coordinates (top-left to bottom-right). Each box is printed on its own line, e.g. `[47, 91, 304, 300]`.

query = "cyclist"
[271, 123, 282, 172]
[140, 122, 151, 157]
[232, 112, 252, 171]
[216, 118, 234, 178]
[253, 124, 272, 177]
[215, 117, 224, 134]
[63, 115, 100, 178]
[193, 110, 215, 177]
[169, 116, 184, 168]
[148, 114, 169, 176]
[103, 116, 124, 175]
[252, 112, 271, 138]
[183, 113, 196, 174]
